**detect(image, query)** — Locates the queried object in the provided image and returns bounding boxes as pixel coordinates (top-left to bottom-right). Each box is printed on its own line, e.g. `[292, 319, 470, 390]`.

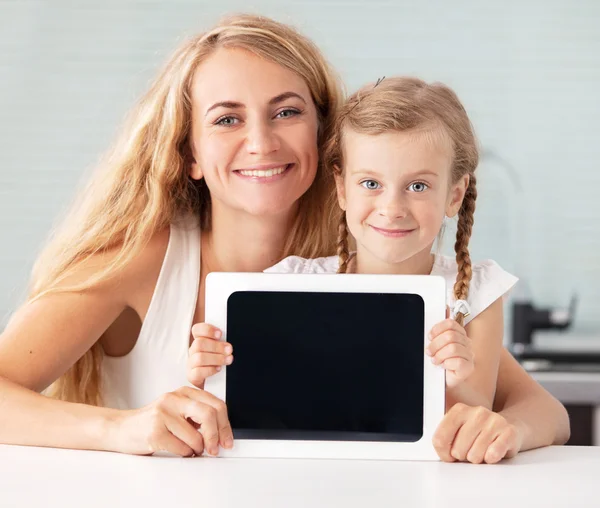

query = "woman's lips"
[234, 163, 294, 182]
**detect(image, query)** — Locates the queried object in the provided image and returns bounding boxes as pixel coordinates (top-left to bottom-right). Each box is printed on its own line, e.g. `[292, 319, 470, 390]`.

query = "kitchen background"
[1, 0, 599, 442]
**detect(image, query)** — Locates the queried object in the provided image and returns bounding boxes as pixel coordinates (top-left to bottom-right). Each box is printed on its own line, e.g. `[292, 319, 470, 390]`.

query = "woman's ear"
[446, 174, 469, 218]
[186, 142, 203, 180]
[334, 167, 346, 211]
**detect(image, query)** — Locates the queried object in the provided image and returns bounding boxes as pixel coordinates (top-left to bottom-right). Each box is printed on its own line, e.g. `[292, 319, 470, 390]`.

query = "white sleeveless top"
[102, 218, 200, 410]
[100, 217, 517, 409]
[264, 254, 518, 327]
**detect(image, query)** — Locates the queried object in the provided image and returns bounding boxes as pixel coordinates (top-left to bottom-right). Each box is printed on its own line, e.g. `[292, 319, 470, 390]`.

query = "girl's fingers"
[429, 318, 465, 339]
[427, 330, 470, 357]
[188, 366, 221, 387]
[191, 323, 222, 340]
[441, 358, 474, 381]
[189, 336, 233, 356]
[430, 342, 473, 365]
[189, 351, 233, 368]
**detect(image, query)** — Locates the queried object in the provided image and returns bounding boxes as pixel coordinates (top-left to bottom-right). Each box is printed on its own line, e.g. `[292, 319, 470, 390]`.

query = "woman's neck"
[202, 205, 295, 275]
[353, 245, 436, 276]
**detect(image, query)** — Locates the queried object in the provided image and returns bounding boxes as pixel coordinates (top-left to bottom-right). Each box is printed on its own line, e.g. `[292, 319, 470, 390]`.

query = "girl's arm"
[439, 297, 505, 409]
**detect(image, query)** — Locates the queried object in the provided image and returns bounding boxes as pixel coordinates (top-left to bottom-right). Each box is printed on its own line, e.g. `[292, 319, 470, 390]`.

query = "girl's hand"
[107, 386, 234, 457]
[432, 403, 523, 464]
[427, 318, 474, 388]
[187, 323, 233, 388]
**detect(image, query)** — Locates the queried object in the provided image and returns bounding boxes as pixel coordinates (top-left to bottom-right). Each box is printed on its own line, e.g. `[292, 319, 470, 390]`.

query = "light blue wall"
[1, 0, 599, 335]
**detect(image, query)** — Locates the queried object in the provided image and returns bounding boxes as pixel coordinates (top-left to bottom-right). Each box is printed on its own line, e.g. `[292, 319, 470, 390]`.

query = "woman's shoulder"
[264, 254, 339, 274]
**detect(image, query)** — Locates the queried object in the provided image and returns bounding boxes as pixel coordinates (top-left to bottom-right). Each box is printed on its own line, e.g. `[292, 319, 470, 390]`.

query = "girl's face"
[189, 47, 320, 220]
[336, 128, 468, 271]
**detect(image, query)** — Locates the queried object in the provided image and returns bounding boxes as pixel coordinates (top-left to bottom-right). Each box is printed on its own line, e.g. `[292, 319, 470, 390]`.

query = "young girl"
[269, 76, 517, 412]
[188, 76, 550, 463]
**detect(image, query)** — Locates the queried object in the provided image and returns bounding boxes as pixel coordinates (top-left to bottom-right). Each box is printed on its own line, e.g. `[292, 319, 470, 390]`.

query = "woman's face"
[189, 47, 320, 219]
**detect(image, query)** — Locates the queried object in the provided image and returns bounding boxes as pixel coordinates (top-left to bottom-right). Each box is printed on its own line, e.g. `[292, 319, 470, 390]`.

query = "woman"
[0, 14, 569, 462]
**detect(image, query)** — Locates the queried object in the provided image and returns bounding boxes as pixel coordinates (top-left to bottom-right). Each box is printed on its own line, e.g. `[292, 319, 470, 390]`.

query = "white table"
[1, 444, 598, 508]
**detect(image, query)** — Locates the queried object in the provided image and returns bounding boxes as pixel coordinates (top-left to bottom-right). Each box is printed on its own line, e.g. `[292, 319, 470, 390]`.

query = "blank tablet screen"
[226, 290, 425, 442]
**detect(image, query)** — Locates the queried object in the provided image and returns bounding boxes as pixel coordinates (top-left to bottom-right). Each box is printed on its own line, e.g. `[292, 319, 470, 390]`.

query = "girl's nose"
[378, 195, 407, 219]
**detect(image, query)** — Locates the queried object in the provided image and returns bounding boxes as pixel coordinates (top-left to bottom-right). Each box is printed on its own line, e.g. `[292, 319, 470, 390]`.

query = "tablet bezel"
[203, 272, 446, 461]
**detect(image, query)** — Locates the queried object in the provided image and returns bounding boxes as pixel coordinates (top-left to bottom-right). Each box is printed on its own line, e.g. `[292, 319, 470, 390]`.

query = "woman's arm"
[432, 346, 570, 463]
[0, 230, 234, 456]
[0, 244, 139, 449]
[493, 347, 571, 448]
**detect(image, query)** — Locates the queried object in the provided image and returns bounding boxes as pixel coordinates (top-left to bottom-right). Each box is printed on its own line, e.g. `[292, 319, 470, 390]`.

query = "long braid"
[336, 211, 350, 273]
[453, 174, 477, 326]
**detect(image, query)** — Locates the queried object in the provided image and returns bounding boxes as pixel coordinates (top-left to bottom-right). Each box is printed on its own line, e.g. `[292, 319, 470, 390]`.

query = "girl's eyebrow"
[351, 168, 440, 178]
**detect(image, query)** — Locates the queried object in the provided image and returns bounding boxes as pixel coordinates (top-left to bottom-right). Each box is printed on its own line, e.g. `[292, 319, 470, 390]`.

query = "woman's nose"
[246, 120, 280, 155]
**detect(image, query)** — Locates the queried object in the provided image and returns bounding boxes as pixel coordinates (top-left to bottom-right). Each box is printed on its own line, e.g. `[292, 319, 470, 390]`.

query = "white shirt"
[264, 254, 519, 326]
[102, 217, 200, 409]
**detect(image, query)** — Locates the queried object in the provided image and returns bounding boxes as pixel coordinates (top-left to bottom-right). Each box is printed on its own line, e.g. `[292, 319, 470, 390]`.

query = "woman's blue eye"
[360, 180, 381, 190]
[408, 182, 428, 192]
[215, 116, 239, 126]
[276, 108, 300, 119]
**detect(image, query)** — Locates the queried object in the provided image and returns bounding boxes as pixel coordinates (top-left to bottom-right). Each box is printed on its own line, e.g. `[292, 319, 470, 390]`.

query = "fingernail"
[425, 348, 432, 356]
[224, 345, 232, 354]
[215, 330, 222, 339]
[225, 438, 233, 449]
[210, 448, 219, 456]
[431, 357, 437, 364]
[226, 356, 233, 365]
[216, 366, 221, 372]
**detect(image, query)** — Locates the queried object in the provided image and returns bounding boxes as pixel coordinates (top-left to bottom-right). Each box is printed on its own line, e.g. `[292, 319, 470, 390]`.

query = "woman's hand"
[433, 403, 523, 464]
[187, 323, 233, 388]
[106, 386, 234, 457]
[427, 318, 474, 388]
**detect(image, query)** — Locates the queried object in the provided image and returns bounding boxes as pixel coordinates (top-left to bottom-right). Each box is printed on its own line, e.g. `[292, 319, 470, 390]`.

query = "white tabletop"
[0, 444, 598, 508]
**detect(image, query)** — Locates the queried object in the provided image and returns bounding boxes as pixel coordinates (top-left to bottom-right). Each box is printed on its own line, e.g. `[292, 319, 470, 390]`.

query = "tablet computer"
[203, 272, 445, 460]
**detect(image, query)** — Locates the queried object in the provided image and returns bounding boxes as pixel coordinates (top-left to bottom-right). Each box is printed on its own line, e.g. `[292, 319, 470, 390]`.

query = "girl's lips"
[369, 225, 415, 238]
[233, 163, 294, 182]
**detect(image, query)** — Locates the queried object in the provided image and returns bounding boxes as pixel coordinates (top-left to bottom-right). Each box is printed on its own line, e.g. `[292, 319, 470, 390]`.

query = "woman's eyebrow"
[205, 92, 307, 117]
[205, 101, 243, 117]
[269, 91, 307, 105]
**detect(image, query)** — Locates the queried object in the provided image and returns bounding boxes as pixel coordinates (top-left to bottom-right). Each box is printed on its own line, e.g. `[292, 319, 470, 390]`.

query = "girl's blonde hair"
[325, 77, 479, 325]
[32, 14, 343, 405]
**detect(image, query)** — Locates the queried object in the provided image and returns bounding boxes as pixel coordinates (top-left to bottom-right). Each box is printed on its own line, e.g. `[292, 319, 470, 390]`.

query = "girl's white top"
[264, 254, 518, 326]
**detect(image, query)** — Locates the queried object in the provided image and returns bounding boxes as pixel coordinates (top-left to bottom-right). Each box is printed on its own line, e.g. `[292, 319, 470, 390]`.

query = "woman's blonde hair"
[32, 14, 343, 405]
[325, 77, 479, 325]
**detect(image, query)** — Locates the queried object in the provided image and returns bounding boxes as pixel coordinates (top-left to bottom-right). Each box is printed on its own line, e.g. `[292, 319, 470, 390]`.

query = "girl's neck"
[201, 202, 296, 275]
[352, 245, 436, 276]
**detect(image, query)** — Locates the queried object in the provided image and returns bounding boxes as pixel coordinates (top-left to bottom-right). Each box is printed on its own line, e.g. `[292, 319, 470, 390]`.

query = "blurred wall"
[1, 0, 599, 335]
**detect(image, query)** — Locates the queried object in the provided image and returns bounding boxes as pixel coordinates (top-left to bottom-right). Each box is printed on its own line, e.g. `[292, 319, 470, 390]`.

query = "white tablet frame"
[204, 272, 446, 461]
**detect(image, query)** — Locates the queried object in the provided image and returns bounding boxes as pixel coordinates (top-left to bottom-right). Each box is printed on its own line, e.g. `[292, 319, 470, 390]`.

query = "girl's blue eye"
[408, 182, 428, 192]
[275, 108, 300, 119]
[360, 180, 381, 190]
[215, 116, 239, 126]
